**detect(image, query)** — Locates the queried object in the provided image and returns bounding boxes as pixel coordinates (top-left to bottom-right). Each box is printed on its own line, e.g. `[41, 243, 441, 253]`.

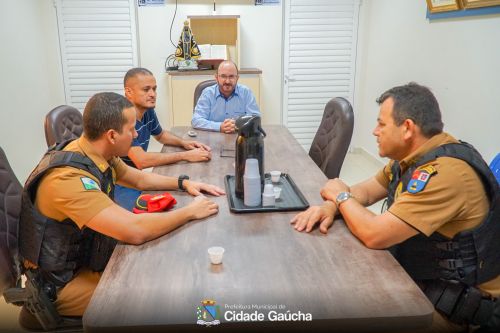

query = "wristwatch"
[335, 192, 354, 207]
[178, 175, 190, 191]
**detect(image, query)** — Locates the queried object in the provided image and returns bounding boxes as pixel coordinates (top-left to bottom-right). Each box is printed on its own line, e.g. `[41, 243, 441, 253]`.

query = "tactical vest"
[18, 141, 117, 287]
[386, 142, 500, 326]
[387, 142, 500, 287]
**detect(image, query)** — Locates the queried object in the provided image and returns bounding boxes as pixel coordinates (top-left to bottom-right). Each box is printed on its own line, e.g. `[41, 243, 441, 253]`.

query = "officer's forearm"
[349, 184, 372, 207]
[350, 177, 388, 207]
[338, 198, 416, 249]
[337, 199, 383, 248]
[135, 172, 179, 191]
[127, 207, 195, 245]
[87, 203, 192, 245]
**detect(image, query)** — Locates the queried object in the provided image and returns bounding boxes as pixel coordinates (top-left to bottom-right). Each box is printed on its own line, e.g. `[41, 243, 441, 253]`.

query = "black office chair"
[0, 146, 82, 331]
[309, 97, 354, 179]
[193, 79, 217, 112]
[0, 146, 23, 299]
[44, 105, 83, 147]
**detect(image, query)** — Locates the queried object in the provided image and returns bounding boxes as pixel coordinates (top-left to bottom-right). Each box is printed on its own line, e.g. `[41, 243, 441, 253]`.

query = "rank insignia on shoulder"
[80, 177, 100, 191]
[407, 165, 437, 194]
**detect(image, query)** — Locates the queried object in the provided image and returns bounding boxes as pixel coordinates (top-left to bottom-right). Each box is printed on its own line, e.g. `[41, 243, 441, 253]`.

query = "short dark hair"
[377, 82, 443, 137]
[83, 92, 133, 141]
[124, 67, 153, 86]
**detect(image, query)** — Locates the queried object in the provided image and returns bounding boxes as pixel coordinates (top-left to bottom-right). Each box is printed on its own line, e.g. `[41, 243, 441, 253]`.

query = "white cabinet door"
[55, 0, 138, 110]
[283, 0, 360, 150]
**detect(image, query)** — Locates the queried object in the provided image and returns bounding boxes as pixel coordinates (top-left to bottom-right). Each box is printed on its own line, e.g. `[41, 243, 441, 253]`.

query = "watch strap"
[178, 175, 189, 191]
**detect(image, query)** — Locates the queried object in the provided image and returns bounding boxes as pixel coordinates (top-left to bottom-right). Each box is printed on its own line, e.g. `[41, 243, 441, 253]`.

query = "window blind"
[283, 0, 360, 150]
[55, 0, 138, 111]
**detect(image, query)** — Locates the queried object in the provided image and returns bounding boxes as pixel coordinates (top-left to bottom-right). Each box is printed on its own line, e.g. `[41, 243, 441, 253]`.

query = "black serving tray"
[224, 173, 309, 213]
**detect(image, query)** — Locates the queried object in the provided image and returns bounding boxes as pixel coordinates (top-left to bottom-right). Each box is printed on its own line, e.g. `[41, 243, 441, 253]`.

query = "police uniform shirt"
[34, 136, 128, 316]
[375, 132, 500, 297]
[36, 136, 127, 228]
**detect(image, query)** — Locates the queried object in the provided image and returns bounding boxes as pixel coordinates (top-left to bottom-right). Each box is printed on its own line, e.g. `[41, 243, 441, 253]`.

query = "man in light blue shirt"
[192, 61, 260, 133]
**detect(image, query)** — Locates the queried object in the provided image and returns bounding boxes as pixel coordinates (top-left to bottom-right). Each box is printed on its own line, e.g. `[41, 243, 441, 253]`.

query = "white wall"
[2, 0, 499, 182]
[135, 0, 283, 128]
[0, 0, 65, 182]
[0, 0, 281, 181]
[354, 0, 500, 163]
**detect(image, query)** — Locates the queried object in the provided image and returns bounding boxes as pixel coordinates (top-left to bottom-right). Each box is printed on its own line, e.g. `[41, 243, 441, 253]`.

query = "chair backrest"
[44, 105, 83, 147]
[0, 148, 82, 330]
[308, 97, 354, 179]
[490, 153, 500, 185]
[0, 146, 23, 293]
[193, 80, 217, 112]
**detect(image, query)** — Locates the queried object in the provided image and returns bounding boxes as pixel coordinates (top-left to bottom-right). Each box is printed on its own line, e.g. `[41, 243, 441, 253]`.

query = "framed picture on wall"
[426, 0, 462, 13]
[460, 0, 500, 8]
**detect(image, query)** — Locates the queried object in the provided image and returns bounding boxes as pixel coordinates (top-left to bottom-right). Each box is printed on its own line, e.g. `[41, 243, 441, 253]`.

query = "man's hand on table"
[182, 140, 211, 152]
[220, 119, 236, 134]
[180, 148, 212, 162]
[290, 201, 337, 234]
[320, 178, 350, 202]
[185, 196, 219, 220]
[184, 180, 225, 197]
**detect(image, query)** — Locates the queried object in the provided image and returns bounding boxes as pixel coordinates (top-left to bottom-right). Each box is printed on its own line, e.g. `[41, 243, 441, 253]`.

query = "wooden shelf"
[188, 15, 240, 67]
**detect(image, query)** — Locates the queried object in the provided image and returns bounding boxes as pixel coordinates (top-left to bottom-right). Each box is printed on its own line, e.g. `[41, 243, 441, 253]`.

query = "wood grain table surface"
[83, 126, 433, 332]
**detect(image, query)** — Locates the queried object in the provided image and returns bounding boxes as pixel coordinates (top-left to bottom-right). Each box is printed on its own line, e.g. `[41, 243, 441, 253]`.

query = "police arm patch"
[80, 177, 100, 191]
[407, 165, 437, 194]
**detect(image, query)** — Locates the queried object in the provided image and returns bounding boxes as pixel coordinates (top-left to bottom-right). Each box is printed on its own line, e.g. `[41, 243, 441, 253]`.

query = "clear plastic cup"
[273, 187, 282, 199]
[262, 184, 275, 207]
[208, 246, 225, 265]
[270, 170, 281, 183]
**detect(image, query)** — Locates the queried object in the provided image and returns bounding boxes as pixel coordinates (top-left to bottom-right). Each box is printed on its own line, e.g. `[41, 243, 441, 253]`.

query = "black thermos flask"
[234, 115, 266, 199]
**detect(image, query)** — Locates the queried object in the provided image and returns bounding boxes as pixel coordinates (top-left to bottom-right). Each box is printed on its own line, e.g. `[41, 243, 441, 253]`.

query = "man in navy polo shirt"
[116, 67, 212, 210]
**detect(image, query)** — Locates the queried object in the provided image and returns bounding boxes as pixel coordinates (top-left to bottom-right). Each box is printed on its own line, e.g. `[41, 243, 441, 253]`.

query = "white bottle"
[243, 158, 261, 207]
[262, 184, 275, 207]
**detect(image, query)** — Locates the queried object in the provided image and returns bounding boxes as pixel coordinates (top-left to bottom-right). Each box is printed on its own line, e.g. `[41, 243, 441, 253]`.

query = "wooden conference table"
[83, 126, 433, 332]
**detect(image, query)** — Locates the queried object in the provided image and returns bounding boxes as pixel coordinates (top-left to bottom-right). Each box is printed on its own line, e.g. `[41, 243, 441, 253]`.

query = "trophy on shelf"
[175, 20, 201, 71]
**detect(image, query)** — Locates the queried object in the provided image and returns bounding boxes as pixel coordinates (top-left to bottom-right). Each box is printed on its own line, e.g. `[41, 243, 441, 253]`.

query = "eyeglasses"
[218, 74, 238, 81]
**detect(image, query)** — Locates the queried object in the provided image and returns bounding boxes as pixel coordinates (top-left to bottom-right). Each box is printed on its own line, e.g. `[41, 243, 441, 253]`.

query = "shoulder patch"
[80, 177, 100, 191]
[407, 165, 437, 194]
